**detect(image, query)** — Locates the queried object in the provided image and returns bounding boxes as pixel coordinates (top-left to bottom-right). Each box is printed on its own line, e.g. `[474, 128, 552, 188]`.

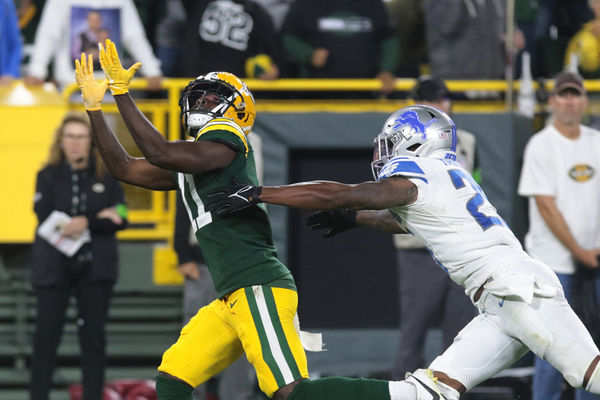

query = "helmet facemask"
[181, 80, 245, 135]
[371, 127, 422, 179]
[371, 134, 393, 180]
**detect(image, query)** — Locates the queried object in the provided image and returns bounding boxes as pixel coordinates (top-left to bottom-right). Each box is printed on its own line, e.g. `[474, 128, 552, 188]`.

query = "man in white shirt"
[25, 0, 162, 89]
[518, 70, 600, 400]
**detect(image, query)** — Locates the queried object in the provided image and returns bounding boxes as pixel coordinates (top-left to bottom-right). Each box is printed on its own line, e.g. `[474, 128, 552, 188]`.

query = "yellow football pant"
[158, 285, 309, 397]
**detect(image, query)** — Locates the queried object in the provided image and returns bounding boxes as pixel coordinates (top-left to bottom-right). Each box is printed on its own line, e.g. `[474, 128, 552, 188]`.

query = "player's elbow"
[106, 157, 138, 183]
[145, 151, 171, 169]
[106, 163, 130, 183]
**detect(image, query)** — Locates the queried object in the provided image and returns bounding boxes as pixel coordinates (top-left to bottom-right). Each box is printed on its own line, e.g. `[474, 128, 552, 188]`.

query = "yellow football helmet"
[180, 71, 256, 135]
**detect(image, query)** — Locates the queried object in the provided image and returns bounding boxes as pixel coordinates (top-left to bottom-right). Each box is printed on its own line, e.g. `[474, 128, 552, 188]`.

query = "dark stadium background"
[288, 149, 399, 329]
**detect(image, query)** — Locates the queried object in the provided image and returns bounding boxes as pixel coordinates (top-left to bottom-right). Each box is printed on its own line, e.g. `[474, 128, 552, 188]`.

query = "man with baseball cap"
[553, 70, 587, 94]
[390, 75, 479, 380]
[519, 70, 600, 400]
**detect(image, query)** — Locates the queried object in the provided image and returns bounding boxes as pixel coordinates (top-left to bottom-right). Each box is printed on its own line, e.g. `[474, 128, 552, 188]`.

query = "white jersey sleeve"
[382, 156, 527, 298]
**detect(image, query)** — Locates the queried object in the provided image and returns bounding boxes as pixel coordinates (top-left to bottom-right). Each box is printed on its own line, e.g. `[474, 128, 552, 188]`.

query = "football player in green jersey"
[73, 39, 412, 400]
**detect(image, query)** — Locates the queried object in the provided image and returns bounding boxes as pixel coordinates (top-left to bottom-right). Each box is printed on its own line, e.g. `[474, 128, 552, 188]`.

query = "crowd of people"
[2, 0, 600, 91]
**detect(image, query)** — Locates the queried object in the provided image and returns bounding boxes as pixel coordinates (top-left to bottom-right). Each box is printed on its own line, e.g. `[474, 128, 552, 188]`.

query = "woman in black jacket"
[30, 112, 127, 400]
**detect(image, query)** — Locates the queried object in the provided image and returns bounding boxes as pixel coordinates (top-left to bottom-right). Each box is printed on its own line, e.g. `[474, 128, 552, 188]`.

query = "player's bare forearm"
[535, 196, 581, 253]
[534, 195, 596, 265]
[114, 93, 167, 161]
[260, 178, 417, 210]
[87, 110, 176, 190]
[356, 210, 406, 233]
[87, 110, 133, 175]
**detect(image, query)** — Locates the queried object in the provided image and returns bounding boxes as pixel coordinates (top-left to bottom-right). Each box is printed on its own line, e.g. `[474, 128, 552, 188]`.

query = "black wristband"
[343, 209, 357, 226]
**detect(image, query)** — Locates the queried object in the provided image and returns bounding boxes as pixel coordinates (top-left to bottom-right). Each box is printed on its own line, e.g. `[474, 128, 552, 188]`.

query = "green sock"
[155, 374, 194, 400]
[288, 376, 390, 400]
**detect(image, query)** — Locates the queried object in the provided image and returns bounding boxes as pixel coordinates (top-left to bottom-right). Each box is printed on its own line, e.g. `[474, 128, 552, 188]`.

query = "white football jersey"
[379, 156, 527, 297]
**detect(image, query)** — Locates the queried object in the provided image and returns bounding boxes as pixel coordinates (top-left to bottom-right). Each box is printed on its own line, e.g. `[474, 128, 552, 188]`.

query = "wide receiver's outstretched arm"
[75, 53, 176, 191]
[98, 39, 236, 175]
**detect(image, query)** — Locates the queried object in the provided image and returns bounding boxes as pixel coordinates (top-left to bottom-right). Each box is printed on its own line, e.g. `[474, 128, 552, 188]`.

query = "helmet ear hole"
[407, 143, 421, 152]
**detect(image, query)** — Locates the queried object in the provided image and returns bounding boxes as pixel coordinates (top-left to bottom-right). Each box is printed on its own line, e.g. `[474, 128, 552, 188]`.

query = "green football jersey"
[176, 118, 294, 297]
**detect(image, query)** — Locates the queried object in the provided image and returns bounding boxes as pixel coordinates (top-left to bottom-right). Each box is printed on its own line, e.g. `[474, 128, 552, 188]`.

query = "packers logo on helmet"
[179, 71, 256, 135]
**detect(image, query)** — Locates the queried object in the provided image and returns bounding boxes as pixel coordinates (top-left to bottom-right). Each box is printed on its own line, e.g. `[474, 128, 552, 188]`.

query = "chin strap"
[187, 113, 215, 134]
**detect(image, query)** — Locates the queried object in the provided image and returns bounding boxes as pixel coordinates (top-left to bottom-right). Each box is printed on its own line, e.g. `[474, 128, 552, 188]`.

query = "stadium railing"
[5, 77, 600, 244]
[59, 77, 551, 242]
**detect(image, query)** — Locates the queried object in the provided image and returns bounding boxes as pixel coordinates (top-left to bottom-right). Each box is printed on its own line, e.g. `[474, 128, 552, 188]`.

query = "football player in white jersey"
[207, 105, 600, 400]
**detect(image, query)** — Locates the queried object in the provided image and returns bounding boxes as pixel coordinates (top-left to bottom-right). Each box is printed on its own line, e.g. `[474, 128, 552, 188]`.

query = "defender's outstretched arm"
[259, 177, 417, 210]
[208, 177, 417, 216]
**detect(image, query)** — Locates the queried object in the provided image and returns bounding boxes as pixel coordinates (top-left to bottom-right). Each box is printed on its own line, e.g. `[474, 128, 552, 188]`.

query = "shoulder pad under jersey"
[196, 118, 249, 156]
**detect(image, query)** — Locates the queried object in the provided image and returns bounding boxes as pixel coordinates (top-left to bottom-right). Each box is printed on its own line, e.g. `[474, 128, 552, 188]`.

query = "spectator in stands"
[564, 0, 600, 78]
[519, 71, 600, 400]
[423, 0, 525, 80]
[24, 0, 162, 89]
[155, 0, 185, 77]
[30, 112, 127, 400]
[515, 0, 539, 78]
[180, 0, 281, 80]
[0, 0, 22, 85]
[280, 0, 398, 94]
[131, 0, 164, 53]
[534, 0, 593, 77]
[384, 0, 426, 78]
[391, 76, 478, 380]
[252, 0, 293, 32]
[16, 0, 46, 68]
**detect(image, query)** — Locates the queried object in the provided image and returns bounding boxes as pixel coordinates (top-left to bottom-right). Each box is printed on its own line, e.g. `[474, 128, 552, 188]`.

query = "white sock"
[389, 381, 417, 400]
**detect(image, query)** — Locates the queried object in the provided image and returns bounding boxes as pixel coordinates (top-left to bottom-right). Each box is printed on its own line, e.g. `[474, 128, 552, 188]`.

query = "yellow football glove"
[74, 53, 108, 111]
[99, 38, 141, 95]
